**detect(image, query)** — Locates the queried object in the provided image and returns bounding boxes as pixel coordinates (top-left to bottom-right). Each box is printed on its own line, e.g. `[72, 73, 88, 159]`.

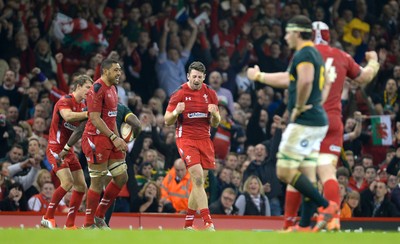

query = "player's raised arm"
[164, 102, 185, 126]
[354, 51, 380, 84]
[247, 65, 290, 88]
[208, 104, 221, 128]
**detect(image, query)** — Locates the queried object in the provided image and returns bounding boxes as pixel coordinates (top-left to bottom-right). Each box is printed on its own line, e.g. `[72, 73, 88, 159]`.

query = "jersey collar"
[297, 41, 314, 51]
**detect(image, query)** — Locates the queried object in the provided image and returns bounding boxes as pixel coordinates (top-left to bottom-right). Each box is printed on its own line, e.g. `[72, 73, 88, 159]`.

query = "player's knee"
[108, 161, 127, 177]
[190, 174, 203, 187]
[114, 172, 128, 187]
[318, 166, 336, 184]
[276, 151, 302, 183]
[74, 182, 87, 193]
[61, 181, 74, 191]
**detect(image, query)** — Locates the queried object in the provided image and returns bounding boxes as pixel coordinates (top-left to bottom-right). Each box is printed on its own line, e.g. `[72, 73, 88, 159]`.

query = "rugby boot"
[326, 214, 341, 231]
[204, 223, 215, 231]
[183, 224, 199, 231]
[313, 201, 339, 232]
[94, 216, 111, 230]
[64, 225, 78, 230]
[281, 225, 312, 233]
[41, 216, 57, 229]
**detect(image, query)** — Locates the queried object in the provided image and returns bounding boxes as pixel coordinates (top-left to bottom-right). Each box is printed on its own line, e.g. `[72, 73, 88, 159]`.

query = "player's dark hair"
[100, 59, 120, 74]
[188, 61, 206, 74]
[287, 15, 312, 40]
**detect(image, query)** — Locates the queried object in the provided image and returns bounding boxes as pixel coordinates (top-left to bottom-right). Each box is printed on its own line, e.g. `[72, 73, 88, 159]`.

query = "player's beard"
[111, 74, 120, 85]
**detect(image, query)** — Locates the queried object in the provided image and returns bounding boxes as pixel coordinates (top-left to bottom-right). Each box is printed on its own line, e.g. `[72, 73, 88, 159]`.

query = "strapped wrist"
[172, 110, 178, 117]
[295, 104, 304, 110]
[109, 133, 117, 141]
[366, 59, 380, 76]
[63, 144, 71, 151]
[255, 72, 264, 82]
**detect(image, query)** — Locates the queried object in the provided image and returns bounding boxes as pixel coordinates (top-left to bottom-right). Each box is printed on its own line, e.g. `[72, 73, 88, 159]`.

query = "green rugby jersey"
[287, 42, 328, 126]
[116, 103, 134, 134]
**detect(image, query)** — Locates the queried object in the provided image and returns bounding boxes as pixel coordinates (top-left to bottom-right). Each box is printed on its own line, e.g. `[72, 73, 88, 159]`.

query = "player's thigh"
[277, 124, 327, 172]
[320, 121, 342, 159]
[87, 164, 108, 192]
[82, 135, 113, 164]
[71, 169, 87, 189]
[299, 151, 319, 182]
[198, 138, 216, 170]
[279, 123, 328, 156]
[55, 167, 74, 184]
[109, 148, 126, 164]
[46, 147, 68, 172]
[108, 155, 128, 185]
[64, 152, 82, 171]
[176, 138, 201, 168]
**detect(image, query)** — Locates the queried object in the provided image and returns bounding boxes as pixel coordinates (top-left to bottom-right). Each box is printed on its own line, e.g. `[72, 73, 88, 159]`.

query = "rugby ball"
[120, 122, 134, 142]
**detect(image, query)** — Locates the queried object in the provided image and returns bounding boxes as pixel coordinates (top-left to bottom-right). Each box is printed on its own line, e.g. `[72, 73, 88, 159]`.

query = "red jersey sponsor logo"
[187, 112, 208, 118]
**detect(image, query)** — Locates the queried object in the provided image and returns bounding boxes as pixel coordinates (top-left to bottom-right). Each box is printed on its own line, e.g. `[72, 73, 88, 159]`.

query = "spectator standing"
[156, 19, 198, 97]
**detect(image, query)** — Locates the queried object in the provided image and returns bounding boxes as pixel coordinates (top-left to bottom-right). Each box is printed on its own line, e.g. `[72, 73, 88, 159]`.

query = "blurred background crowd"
[0, 0, 400, 218]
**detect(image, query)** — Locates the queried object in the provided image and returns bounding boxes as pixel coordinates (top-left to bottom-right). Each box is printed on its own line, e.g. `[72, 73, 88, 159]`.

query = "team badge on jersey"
[203, 94, 208, 103]
[300, 139, 309, 147]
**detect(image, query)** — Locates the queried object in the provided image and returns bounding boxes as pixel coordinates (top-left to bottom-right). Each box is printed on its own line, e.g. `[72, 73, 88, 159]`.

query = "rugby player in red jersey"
[164, 61, 220, 231]
[41, 75, 93, 229]
[81, 59, 128, 229]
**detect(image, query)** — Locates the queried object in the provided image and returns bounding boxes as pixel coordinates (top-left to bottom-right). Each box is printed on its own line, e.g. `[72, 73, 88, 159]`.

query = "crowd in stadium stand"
[0, 0, 400, 218]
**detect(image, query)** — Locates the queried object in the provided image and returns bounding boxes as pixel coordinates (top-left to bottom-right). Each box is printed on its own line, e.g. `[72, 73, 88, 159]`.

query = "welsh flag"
[370, 115, 393, 145]
[52, 13, 108, 54]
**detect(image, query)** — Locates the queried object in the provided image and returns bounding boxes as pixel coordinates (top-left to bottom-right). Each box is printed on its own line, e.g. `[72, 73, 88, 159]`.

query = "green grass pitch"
[0, 229, 398, 244]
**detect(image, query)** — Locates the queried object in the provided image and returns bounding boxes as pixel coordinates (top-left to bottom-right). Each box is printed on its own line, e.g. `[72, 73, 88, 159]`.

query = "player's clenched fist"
[247, 65, 261, 81]
[365, 51, 378, 61]
[208, 104, 219, 116]
[175, 102, 185, 114]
